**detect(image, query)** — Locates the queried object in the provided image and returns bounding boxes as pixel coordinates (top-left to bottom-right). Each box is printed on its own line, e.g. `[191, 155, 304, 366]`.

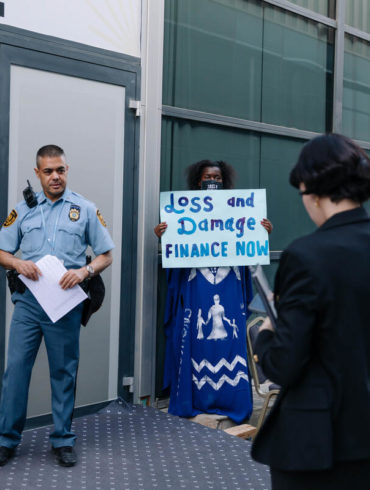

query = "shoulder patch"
[3, 209, 18, 227]
[96, 209, 107, 227]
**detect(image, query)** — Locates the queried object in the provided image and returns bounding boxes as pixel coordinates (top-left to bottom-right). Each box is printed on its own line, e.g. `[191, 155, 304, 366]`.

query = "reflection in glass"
[288, 0, 335, 18]
[343, 35, 370, 142]
[163, 0, 334, 132]
[262, 5, 334, 132]
[260, 135, 315, 251]
[345, 0, 370, 35]
[161, 117, 260, 191]
[163, 0, 263, 121]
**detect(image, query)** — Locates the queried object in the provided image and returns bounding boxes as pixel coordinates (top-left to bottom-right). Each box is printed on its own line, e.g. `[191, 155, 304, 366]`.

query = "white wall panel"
[0, 0, 141, 57]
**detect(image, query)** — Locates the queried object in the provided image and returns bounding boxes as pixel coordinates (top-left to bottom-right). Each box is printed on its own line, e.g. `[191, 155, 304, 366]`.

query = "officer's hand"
[15, 260, 42, 281]
[59, 268, 87, 290]
[154, 222, 167, 238]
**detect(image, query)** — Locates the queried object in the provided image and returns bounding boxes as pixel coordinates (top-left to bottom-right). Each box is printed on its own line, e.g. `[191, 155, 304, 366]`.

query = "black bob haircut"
[290, 133, 370, 204]
[186, 160, 235, 190]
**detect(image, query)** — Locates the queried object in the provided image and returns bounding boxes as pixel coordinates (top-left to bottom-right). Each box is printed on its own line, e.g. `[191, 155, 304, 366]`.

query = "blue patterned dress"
[163, 266, 253, 423]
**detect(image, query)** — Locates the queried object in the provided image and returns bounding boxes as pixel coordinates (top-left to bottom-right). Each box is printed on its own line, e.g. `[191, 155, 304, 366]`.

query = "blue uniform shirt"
[0, 188, 114, 268]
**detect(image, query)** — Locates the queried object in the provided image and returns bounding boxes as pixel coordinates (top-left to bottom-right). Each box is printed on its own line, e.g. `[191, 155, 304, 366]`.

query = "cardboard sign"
[160, 189, 270, 268]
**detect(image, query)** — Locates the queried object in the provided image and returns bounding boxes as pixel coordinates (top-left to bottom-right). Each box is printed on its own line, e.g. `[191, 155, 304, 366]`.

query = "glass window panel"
[260, 135, 315, 251]
[163, 1, 334, 132]
[346, 0, 370, 35]
[288, 0, 335, 18]
[163, 0, 263, 120]
[261, 259, 280, 293]
[161, 117, 260, 191]
[262, 5, 334, 132]
[343, 35, 370, 142]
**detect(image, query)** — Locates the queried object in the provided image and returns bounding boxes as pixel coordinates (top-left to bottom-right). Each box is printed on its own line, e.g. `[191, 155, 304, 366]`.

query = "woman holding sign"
[156, 160, 272, 423]
[251, 134, 370, 489]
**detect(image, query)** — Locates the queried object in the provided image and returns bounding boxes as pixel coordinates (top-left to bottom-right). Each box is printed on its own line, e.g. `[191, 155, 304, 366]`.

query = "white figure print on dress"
[230, 319, 239, 339]
[196, 309, 206, 339]
[181, 308, 192, 340]
[206, 294, 232, 340]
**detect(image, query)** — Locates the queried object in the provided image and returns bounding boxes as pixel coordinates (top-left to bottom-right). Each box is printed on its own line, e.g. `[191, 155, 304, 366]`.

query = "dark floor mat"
[0, 400, 270, 489]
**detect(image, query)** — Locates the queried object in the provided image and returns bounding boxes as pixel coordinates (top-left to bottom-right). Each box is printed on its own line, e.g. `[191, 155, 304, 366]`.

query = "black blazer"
[251, 207, 370, 471]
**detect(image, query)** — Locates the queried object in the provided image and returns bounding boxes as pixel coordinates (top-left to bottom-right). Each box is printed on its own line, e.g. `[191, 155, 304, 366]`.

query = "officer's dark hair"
[186, 160, 235, 190]
[290, 133, 370, 204]
[36, 145, 65, 168]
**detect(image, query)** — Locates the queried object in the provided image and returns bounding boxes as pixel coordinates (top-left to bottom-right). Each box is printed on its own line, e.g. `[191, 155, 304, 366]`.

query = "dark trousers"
[271, 459, 370, 490]
[0, 290, 83, 448]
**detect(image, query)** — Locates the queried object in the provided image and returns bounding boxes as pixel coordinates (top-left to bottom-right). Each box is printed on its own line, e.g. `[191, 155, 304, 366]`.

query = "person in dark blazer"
[251, 133, 370, 490]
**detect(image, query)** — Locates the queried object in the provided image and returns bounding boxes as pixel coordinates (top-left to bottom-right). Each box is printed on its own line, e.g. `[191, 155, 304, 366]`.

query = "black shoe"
[52, 446, 77, 467]
[0, 446, 14, 466]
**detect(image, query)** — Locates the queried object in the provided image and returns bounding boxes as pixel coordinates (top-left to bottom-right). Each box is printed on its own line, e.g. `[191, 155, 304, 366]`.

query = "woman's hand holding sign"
[154, 222, 168, 238]
[261, 218, 273, 234]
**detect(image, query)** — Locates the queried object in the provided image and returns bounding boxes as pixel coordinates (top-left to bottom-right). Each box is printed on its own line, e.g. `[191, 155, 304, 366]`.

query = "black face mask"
[201, 180, 223, 190]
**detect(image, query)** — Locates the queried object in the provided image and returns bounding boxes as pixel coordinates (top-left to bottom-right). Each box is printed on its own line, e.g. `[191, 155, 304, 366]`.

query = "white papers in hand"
[19, 254, 87, 323]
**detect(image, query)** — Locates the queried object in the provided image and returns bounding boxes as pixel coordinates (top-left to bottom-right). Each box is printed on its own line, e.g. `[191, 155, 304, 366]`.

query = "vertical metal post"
[333, 0, 345, 132]
[133, 0, 165, 404]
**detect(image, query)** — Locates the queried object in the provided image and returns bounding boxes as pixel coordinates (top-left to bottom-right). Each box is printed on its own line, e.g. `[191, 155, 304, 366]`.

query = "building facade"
[0, 0, 369, 420]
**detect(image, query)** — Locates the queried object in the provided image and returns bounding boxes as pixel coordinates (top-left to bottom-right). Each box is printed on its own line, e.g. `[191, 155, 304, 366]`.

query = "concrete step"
[224, 424, 257, 439]
[188, 413, 236, 430]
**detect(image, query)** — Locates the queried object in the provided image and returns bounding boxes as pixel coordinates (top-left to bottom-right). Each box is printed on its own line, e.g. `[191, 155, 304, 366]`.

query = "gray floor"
[0, 400, 271, 490]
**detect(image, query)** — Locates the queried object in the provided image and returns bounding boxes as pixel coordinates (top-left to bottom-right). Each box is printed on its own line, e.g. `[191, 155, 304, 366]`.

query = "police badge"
[69, 205, 80, 222]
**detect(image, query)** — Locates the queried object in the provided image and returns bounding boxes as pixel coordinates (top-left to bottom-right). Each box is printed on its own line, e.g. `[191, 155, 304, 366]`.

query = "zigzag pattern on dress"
[192, 370, 249, 391]
[191, 355, 247, 374]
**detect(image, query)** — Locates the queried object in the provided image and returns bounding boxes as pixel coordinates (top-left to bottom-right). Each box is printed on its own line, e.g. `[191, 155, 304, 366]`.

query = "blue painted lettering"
[246, 192, 255, 207]
[191, 244, 200, 257]
[164, 192, 184, 214]
[247, 217, 256, 230]
[198, 219, 209, 231]
[203, 196, 213, 212]
[200, 243, 210, 256]
[225, 218, 235, 232]
[226, 193, 255, 208]
[190, 197, 201, 213]
[211, 242, 220, 257]
[247, 241, 255, 257]
[211, 219, 224, 231]
[236, 241, 245, 256]
[179, 196, 189, 207]
[165, 244, 173, 258]
[180, 244, 189, 257]
[178, 217, 196, 235]
[257, 240, 269, 256]
[235, 217, 246, 238]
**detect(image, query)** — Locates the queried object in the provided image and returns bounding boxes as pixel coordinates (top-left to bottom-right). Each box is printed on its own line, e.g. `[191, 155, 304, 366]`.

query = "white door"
[6, 65, 125, 416]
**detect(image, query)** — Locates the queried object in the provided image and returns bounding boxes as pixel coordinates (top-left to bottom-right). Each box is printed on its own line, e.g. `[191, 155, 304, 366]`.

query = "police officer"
[0, 145, 114, 467]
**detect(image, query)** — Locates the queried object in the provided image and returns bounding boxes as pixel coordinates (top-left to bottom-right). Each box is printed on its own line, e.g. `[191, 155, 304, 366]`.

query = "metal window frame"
[162, 105, 370, 151]
[333, 0, 345, 132]
[262, 0, 337, 27]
